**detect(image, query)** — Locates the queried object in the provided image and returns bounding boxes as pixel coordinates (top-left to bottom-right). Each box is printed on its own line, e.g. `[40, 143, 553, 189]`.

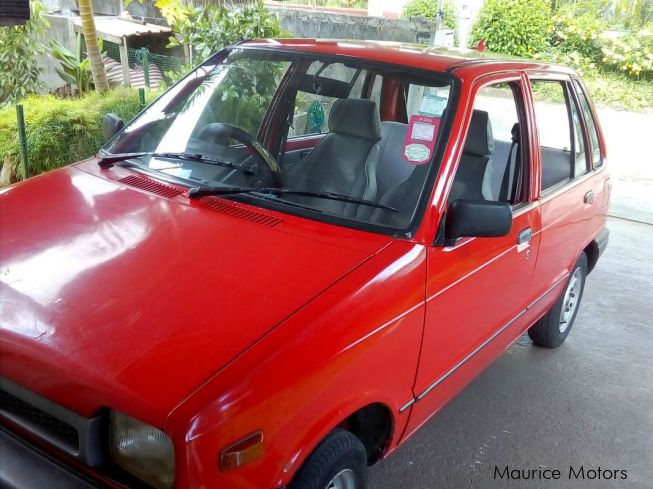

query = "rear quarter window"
[573, 80, 603, 167]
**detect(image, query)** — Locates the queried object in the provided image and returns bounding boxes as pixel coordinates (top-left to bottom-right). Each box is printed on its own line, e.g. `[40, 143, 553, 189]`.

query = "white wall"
[368, 0, 410, 18]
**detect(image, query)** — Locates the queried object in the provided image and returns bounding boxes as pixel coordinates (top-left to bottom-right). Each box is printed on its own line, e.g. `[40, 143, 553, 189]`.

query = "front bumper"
[0, 429, 99, 489]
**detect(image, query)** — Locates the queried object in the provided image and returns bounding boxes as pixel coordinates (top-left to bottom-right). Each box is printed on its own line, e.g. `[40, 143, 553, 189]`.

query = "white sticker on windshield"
[411, 122, 436, 142]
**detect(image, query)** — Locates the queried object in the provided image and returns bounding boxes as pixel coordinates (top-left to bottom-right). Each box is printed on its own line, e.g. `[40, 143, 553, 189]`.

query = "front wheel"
[289, 429, 368, 489]
[528, 253, 588, 348]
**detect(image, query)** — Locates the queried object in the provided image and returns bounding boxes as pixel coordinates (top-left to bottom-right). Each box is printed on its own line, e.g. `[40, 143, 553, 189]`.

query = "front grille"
[0, 388, 79, 450]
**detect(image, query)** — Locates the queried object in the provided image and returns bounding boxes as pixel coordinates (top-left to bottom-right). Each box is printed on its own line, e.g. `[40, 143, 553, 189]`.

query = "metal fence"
[104, 41, 185, 83]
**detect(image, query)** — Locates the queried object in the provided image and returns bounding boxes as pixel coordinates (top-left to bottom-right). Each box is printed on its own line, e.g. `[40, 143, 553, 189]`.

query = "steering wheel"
[197, 123, 283, 187]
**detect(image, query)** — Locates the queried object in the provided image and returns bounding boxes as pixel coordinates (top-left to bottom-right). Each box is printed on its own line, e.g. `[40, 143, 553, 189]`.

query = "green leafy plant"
[550, 2, 606, 59]
[402, 0, 456, 30]
[471, 0, 552, 57]
[0, 88, 160, 182]
[599, 28, 653, 78]
[49, 34, 95, 95]
[163, 0, 287, 64]
[0, 0, 49, 108]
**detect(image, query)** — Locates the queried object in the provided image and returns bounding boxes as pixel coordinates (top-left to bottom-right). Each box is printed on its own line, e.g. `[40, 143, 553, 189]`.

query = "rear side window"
[531, 80, 588, 192]
[573, 80, 602, 167]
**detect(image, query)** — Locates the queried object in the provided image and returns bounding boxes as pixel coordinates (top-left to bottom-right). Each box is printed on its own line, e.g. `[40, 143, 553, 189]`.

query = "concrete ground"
[595, 108, 653, 225]
[370, 216, 653, 488]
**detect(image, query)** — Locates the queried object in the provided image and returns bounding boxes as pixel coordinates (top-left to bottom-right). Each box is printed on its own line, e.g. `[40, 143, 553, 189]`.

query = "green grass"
[531, 71, 653, 111]
[583, 73, 653, 112]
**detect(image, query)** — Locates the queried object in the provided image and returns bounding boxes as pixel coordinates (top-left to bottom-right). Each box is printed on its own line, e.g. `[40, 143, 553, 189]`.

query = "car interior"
[106, 52, 547, 231]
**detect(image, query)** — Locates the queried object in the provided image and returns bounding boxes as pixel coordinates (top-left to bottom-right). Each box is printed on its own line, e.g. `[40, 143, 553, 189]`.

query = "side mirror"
[444, 199, 512, 244]
[102, 113, 124, 142]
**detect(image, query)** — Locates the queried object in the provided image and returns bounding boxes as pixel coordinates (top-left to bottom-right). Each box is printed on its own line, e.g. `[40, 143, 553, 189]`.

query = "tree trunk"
[78, 0, 109, 91]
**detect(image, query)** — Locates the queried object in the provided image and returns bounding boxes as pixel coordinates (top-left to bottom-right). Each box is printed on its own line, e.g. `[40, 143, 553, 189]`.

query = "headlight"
[109, 411, 175, 489]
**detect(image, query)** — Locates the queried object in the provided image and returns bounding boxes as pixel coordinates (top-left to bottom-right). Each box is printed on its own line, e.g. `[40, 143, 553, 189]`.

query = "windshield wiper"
[97, 151, 254, 175]
[188, 186, 398, 213]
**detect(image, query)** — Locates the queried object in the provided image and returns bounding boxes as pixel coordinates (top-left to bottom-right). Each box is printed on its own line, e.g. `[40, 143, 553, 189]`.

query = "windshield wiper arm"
[188, 186, 398, 213]
[97, 151, 254, 175]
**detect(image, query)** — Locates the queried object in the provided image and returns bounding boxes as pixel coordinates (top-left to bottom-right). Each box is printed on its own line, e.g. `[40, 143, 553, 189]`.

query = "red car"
[0, 39, 610, 489]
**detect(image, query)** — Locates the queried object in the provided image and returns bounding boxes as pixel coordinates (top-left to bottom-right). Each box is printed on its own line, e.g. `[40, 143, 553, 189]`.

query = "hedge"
[0, 88, 158, 183]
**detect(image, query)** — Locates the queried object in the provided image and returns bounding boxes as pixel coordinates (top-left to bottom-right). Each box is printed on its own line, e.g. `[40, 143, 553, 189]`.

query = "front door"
[404, 75, 542, 434]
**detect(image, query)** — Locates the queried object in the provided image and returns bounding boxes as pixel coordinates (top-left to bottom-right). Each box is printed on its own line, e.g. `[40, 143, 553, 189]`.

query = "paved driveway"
[595, 108, 653, 225]
[369, 216, 653, 488]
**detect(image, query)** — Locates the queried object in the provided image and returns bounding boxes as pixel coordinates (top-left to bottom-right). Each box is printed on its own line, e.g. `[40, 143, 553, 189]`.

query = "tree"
[0, 0, 49, 107]
[78, 0, 109, 91]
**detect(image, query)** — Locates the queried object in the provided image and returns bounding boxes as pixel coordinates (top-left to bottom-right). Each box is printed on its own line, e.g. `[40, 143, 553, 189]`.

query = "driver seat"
[285, 98, 382, 218]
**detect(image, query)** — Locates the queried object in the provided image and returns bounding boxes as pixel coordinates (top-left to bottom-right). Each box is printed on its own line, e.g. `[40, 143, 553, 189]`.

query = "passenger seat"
[448, 109, 495, 203]
[375, 122, 414, 199]
[370, 122, 429, 228]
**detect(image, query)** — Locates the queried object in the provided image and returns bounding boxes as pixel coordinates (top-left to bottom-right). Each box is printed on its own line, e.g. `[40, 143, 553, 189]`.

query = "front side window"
[449, 81, 527, 206]
[103, 49, 456, 234]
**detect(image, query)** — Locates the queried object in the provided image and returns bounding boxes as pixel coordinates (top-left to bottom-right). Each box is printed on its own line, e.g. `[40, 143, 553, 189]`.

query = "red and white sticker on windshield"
[403, 115, 441, 164]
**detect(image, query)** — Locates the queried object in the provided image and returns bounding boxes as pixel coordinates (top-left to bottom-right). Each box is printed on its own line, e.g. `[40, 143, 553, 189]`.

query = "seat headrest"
[329, 99, 381, 141]
[463, 109, 494, 157]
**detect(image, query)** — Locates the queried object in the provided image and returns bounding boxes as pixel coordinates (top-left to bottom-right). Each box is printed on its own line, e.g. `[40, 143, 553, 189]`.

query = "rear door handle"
[517, 227, 533, 245]
[584, 190, 594, 204]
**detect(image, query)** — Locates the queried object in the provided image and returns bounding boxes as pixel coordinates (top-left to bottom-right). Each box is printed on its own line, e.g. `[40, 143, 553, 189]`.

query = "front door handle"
[517, 227, 533, 245]
[584, 190, 594, 204]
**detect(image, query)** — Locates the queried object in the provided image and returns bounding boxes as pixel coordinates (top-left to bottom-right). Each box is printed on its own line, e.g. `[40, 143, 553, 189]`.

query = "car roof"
[240, 39, 576, 77]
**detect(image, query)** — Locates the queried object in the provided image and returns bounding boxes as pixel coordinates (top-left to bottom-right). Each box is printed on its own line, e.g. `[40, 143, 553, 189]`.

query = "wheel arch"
[337, 402, 394, 465]
[284, 400, 396, 487]
[583, 239, 600, 274]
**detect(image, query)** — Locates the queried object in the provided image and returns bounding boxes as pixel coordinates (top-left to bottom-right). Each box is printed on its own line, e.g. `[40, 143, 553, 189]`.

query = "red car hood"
[0, 165, 390, 425]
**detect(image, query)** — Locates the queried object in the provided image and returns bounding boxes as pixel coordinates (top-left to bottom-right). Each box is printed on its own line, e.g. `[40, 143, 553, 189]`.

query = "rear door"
[404, 73, 542, 434]
[525, 73, 600, 322]
[570, 78, 611, 240]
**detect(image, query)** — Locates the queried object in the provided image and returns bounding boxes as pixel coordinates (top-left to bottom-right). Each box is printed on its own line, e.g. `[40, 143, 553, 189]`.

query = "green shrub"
[471, 0, 552, 57]
[0, 0, 49, 108]
[533, 48, 596, 75]
[550, 2, 606, 59]
[599, 29, 653, 78]
[0, 88, 158, 181]
[402, 0, 457, 30]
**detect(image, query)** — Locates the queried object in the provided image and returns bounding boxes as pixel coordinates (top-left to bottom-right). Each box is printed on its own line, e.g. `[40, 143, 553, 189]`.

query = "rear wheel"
[528, 253, 588, 348]
[289, 429, 368, 489]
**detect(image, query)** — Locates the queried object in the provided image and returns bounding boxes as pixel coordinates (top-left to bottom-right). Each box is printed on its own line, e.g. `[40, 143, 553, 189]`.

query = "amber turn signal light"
[220, 431, 264, 471]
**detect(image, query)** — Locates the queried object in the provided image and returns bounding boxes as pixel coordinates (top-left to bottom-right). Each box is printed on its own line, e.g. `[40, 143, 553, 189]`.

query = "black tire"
[289, 429, 368, 489]
[529, 253, 588, 348]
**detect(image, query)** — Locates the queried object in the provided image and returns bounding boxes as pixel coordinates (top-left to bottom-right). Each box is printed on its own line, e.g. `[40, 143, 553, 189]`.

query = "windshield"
[104, 48, 456, 234]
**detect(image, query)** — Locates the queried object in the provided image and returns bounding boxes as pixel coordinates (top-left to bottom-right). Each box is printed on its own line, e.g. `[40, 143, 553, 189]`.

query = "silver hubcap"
[326, 469, 357, 489]
[559, 267, 583, 333]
